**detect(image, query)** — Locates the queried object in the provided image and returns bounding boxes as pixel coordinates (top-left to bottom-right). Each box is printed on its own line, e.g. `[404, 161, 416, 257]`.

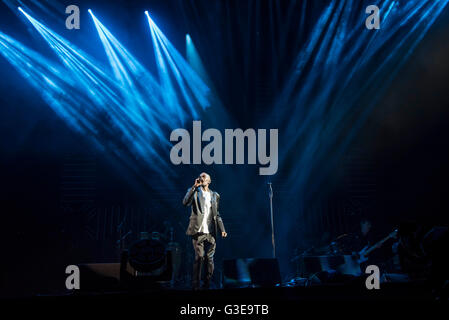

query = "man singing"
[182, 172, 227, 290]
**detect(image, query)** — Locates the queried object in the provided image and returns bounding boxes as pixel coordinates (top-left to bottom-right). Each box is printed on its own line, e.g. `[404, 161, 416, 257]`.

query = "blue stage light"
[145, 12, 184, 121]
[89, 10, 196, 132]
[266, 0, 449, 206]
[0, 30, 97, 136]
[145, 12, 211, 113]
[185, 32, 214, 97]
[13, 8, 182, 183]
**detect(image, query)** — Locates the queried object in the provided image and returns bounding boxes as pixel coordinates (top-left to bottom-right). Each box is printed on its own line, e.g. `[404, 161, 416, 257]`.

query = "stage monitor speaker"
[77, 263, 121, 291]
[222, 258, 281, 288]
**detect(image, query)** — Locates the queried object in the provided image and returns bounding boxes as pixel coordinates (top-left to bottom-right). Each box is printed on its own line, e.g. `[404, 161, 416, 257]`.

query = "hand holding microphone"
[193, 176, 203, 188]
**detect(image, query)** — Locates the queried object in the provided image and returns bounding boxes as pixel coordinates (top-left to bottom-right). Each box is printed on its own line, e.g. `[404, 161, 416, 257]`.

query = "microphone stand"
[268, 182, 275, 258]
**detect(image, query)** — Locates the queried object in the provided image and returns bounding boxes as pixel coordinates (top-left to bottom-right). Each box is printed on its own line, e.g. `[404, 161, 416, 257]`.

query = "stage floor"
[29, 281, 438, 300]
[4, 282, 445, 317]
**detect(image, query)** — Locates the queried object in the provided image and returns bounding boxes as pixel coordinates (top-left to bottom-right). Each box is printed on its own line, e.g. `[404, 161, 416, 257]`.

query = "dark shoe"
[192, 281, 200, 291]
[202, 280, 210, 290]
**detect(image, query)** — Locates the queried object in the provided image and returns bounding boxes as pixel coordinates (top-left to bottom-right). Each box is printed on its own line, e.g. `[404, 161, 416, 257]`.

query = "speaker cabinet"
[222, 258, 281, 288]
[77, 263, 121, 291]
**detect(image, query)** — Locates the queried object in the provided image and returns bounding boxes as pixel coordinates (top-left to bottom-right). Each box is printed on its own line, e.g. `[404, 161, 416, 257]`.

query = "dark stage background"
[0, 0, 448, 297]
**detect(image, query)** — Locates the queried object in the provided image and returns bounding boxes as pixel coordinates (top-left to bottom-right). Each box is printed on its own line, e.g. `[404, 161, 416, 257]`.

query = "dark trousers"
[192, 232, 216, 288]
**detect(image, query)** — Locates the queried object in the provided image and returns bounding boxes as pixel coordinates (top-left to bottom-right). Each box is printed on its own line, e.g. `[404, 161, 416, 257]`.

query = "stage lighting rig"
[119, 238, 172, 288]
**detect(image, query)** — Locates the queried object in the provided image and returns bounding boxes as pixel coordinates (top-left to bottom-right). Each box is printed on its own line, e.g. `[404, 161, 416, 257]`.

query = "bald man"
[183, 172, 227, 290]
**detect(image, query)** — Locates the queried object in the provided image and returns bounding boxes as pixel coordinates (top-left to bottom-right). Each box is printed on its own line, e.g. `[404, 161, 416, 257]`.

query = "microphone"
[193, 177, 203, 189]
